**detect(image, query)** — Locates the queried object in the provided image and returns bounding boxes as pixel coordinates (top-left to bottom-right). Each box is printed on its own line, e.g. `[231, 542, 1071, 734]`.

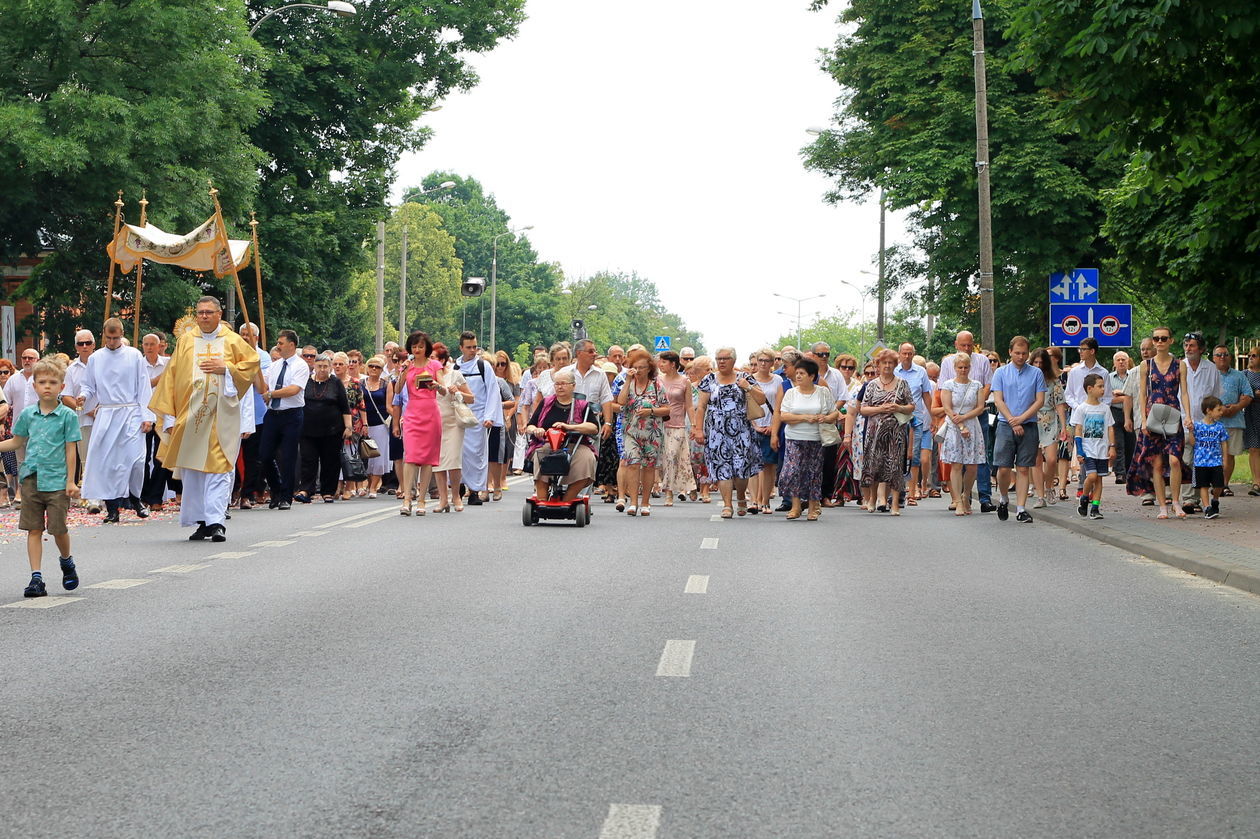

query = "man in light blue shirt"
[1213, 344, 1253, 489]
[990, 336, 1046, 523]
[894, 342, 933, 503]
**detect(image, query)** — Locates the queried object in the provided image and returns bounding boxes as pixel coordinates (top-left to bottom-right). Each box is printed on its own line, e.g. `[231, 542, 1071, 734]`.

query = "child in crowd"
[0, 357, 81, 597]
[1071, 373, 1114, 521]
[1193, 396, 1229, 520]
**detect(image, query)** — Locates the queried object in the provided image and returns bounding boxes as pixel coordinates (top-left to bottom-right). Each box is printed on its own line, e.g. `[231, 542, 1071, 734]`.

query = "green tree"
[246, 0, 526, 349]
[0, 0, 267, 346]
[560, 272, 705, 356]
[404, 173, 565, 352]
[347, 202, 463, 350]
[1007, 0, 1260, 340]
[803, 0, 1122, 342]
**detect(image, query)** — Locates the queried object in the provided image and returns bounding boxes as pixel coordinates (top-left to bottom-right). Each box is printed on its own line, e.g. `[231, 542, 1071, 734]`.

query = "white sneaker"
[1032, 497, 1047, 509]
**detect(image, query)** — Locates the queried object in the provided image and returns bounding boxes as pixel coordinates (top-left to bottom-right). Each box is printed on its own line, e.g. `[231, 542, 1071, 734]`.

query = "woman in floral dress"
[1127, 326, 1192, 519]
[616, 348, 669, 516]
[692, 347, 768, 518]
[686, 356, 712, 502]
[657, 351, 695, 506]
[333, 351, 367, 498]
[939, 353, 987, 515]
[859, 349, 914, 514]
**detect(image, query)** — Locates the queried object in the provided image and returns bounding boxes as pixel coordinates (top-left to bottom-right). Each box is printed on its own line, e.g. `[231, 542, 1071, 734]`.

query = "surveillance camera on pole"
[461, 277, 485, 298]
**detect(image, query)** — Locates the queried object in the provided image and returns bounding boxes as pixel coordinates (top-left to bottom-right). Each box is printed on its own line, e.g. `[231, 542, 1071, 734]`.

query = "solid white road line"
[315, 508, 393, 529]
[700, 537, 719, 549]
[149, 564, 209, 574]
[86, 579, 151, 590]
[598, 804, 662, 839]
[250, 540, 297, 548]
[206, 551, 257, 560]
[656, 640, 696, 677]
[344, 508, 402, 529]
[684, 575, 710, 594]
[3, 596, 84, 609]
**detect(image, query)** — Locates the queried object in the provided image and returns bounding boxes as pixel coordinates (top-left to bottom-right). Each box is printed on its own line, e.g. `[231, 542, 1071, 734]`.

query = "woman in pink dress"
[390, 331, 444, 516]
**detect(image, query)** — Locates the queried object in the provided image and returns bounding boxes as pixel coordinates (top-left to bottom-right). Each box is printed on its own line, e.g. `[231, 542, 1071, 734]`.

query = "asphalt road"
[2, 484, 1259, 838]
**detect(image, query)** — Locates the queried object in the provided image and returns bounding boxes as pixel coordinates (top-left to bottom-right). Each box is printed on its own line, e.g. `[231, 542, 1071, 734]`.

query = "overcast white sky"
[393, 0, 908, 353]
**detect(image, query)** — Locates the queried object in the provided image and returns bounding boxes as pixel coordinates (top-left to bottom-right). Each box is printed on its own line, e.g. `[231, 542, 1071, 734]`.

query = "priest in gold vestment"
[149, 296, 259, 541]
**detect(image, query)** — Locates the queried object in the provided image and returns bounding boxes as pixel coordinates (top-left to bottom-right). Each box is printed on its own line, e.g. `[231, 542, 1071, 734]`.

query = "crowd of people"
[2, 302, 1259, 598]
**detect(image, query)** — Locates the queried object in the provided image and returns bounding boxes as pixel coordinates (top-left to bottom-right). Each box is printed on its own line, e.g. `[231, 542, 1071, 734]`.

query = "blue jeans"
[977, 417, 993, 504]
[260, 408, 304, 503]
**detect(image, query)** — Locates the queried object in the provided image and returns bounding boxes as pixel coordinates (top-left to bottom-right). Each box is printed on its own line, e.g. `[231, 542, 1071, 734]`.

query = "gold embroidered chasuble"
[149, 323, 259, 474]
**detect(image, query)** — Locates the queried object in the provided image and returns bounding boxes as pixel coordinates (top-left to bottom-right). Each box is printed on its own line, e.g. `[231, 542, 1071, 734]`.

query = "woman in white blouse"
[771, 357, 840, 521]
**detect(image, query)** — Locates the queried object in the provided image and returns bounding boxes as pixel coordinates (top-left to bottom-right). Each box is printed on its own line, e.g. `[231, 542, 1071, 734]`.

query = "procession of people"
[3, 306, 1259, 598]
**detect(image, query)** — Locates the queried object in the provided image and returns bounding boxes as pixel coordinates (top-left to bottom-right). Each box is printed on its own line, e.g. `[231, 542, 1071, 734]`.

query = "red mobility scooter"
[522, 426, 593, 527]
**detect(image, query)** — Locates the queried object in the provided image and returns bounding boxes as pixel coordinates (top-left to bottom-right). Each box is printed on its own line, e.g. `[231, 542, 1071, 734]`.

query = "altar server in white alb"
[78, 318, 155, 523]
[148, 297, 259, 542]
[455, 330, 502, 505]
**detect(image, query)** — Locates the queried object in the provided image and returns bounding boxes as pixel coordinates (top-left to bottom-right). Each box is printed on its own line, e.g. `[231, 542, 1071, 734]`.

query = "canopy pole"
[104, 191, 124, 320]
[132, 192, 149, 345]
[249, 212, 266, 347]
[208, 182, 251, 329]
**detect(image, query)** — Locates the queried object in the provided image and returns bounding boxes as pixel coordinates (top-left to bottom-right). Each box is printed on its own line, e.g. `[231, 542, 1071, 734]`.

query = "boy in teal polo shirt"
[0, 357, 82, 597]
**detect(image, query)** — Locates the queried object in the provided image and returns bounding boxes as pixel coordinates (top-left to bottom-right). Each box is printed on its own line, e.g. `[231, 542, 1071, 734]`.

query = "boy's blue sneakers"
[24, 576, 47, 598]
[60, 556, 79, 591]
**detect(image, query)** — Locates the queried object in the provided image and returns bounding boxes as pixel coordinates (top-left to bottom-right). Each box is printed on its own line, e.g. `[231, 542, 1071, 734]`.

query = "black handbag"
[340, 441, 368, 481]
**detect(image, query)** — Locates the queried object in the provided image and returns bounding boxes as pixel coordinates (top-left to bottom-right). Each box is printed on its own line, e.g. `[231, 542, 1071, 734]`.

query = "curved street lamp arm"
[249, 3, 334, 36]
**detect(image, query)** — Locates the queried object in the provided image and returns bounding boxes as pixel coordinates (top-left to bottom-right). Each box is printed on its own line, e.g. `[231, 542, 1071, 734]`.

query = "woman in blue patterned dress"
[692, 347, 768, 518]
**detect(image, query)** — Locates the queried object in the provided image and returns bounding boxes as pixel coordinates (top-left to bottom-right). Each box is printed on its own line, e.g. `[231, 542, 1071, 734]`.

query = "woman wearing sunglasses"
[1126, 326, 1192, 519]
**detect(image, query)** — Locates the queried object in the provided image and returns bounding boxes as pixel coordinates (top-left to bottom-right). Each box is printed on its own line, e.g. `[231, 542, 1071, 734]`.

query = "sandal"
[1058, 490, 1069, 501]
[1156, 510, 1168, 520]
[737, 499, 747, 516]
[720, 506, 734, 519]
[928, 489, 941, 498]
[1249, 484, 1260, 497]
[639, 506, 651, 517]
[1220, 487, 1234, 497]
[906, 497, 918, 506]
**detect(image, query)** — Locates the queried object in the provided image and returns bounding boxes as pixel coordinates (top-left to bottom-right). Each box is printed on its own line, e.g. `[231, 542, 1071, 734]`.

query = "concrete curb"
[1037, 509, 1260, 596]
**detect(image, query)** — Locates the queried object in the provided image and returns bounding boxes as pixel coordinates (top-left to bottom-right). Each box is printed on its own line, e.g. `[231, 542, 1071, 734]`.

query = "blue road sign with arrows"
[1050, 303, 1133, 348]
[653, 336, 671, 351]
[1049, 268, 1100, 303]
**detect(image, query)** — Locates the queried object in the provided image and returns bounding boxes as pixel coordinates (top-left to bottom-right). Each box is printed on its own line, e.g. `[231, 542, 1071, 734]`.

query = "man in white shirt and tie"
[258, 329, 309, 509]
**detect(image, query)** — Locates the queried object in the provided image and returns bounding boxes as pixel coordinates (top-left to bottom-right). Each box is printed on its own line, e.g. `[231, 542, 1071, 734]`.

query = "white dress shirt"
[264, 353, 310, 410]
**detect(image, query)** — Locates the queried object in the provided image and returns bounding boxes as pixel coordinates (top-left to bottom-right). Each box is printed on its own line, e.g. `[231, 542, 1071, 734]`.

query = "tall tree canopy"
[803, 0, 1121, 346]
[245, 0, 526, 348]
[0, 0, 524, 349]
[0, 0, 266, 345]
[404, 173, 565, 354]
[1008, 0, 1260, 339]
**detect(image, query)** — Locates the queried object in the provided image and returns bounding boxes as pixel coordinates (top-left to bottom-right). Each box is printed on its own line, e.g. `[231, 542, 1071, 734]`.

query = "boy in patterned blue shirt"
[1193, 396, 1229, 519]
[0, 357, 81, 596]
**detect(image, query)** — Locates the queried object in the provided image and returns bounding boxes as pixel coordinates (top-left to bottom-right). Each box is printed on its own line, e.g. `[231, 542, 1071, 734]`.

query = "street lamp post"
[773, 292, 826, 349]
[249, 1, 356, 36]
[489, 224, 533, 354]
[839, 279, 868, 350]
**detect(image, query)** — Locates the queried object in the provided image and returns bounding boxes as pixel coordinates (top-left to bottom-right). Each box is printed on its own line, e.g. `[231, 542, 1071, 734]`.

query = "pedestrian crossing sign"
[653, 336, 671, 351]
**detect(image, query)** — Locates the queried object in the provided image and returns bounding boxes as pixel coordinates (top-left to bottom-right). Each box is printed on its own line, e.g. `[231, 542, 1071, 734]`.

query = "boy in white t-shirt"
[1070, 373, 1115, 521]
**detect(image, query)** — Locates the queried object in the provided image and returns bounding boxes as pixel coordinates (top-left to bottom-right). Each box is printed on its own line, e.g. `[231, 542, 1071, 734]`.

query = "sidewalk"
[1035, 483, 1260, 596]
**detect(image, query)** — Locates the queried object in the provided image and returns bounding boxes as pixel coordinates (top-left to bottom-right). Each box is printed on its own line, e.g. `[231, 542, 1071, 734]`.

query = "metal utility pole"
[876, 191, 886, 343]
[375, 220, 385, 353]
[973, 0, 996, 352]
[398, 228, 408, 340]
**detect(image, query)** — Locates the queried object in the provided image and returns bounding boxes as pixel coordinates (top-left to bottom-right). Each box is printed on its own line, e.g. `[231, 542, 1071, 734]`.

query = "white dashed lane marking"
[206, 551, 257, 560]
[315, 508, 390, 529]
[149, 564, 209, 574]
[250, 540, 297, 548]
[86, 579, 151, 590]
[598, 804, 662, 838]
[285, 531, 327, 538]
[656, 640, 696, 677]
[3, 596, 84, 609]
[684, 575, 709, 594]
[344, 509, 401, 528]
[700, 538, 719, 549]
[709, 515, 723, 522]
